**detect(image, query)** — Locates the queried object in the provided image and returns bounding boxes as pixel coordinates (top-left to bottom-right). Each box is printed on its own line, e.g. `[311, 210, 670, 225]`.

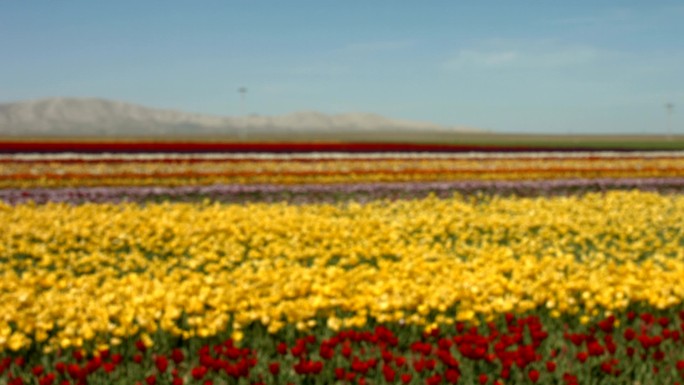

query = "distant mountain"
[0, 98, 483, 138]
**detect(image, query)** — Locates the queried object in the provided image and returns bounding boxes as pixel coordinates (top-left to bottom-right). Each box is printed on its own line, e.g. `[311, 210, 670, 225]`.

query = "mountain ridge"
[0, 97, 483, 137]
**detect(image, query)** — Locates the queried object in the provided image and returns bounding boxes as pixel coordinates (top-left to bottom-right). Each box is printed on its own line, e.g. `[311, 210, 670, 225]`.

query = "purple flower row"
[2, 177, 684, 205]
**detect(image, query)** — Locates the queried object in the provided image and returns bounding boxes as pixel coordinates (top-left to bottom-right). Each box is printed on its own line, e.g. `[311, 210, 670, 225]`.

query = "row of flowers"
[3, 177, 684, 205]
[3, 169, 684, 189]
[0, 141, 643, 154]
[7, 158, 684, 174]
[1, 191, 683, 353]
[3, 310, 684, 384]
[3, 152, 684, 189]
[4, 150, 684, 161]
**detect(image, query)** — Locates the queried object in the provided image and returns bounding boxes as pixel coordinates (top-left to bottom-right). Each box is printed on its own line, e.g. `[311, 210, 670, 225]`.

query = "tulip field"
[2, 141, 684, 385]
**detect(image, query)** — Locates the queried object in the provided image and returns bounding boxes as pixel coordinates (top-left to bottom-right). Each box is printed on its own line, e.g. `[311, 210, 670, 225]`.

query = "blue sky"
[1, 1, 683, 134]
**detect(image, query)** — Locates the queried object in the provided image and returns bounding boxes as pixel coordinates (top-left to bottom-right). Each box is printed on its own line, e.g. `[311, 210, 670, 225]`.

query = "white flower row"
[3, 151, 684, 161]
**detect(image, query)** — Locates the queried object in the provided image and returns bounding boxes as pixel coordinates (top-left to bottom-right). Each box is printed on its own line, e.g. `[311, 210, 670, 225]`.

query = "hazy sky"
[1, 1, 683, 134]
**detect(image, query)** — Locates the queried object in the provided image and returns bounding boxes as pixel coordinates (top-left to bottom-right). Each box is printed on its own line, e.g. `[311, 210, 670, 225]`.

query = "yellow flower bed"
[1, 191, 683, 352]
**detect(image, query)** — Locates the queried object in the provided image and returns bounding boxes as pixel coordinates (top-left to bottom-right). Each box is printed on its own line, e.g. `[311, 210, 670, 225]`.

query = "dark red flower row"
[0, 141, 641, 154]
[4, 311, 684, 385]
[3, 155, 681, 164]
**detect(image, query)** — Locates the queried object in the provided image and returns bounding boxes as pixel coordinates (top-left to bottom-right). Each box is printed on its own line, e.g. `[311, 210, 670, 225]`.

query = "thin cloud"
[442, 40, 604, 70]
[552, 8, 633, 26]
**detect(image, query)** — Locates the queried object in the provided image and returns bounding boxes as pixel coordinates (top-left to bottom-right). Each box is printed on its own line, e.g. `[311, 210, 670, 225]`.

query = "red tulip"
[600, 362, 613, 374]
[39, 374, 56, 385]
[654, 350, 665, 361]
[658, 317, 670, 327]
[546, 361, 557, 372]
[171, 349, 184, 364]
[67, 364, 82, 380]
[529, 369, 540, 383]
[334, 368, 346, 380]
[191, 367, 207, 380]
[577, 352, 588, 363]
[72, 351, 83, 362]
[135, 340, 147, 353]
[587, 341, 605, 356]
[598, 316, 615, 333]
[155, 356, 168, 373]
[268, 362, 280, 376]
[32, 365, 45, 377]
[382, 365, 395, 382]
[640, 313, 655, 325]
[444, 368, 460, 384]
[426, 374, 442, 385]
